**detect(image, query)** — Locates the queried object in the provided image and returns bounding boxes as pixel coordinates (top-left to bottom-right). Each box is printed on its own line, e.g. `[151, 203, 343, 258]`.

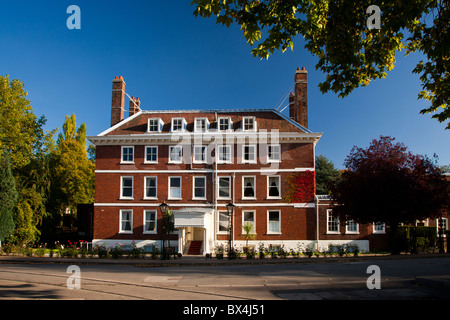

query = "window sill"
[143, 231, 157, 235]
[119, 231, 133, 234]
[120, 162, 135, 165]
[119, 197, 134, 201]
[266, 232, 282, 235]
[326, 232, 340, 235]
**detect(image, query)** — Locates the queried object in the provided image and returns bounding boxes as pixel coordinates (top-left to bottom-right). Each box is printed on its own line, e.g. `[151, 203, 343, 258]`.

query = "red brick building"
[88, 69, 388, 255]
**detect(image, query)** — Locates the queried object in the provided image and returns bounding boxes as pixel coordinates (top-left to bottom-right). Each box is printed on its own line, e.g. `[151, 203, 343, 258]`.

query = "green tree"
[0, 75, 47, 169]
[48, 114, 95, 219]
[0, 153, 18, 241]
[315, 155, 340, 195]
[0, 75, 56, 245]
[192, 1, 449, 128]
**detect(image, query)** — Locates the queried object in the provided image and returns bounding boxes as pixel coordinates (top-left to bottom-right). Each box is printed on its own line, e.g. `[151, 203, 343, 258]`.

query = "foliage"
[48, 114, 95, 218]
[284, 170, 315, 203]
[0, 75, 45, 169]
[396, 226, 438, 253]
[315, 155, 341, 195]
[0, 75, 56, 245]
[331, 136, 449, 253]
[0, 153, 18, 241]
[214, 244, 225, 259]
[192, 1, 450, 128]
[242, 222, 256, 248]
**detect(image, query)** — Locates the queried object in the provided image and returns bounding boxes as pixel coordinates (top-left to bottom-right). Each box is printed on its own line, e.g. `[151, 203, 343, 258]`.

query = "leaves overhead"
[192, 0, 450, 128]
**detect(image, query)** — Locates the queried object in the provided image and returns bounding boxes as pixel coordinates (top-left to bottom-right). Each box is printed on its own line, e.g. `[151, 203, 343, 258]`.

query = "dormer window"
[171, 118, 187, 132]
[194, 118, 209, 132]
[147, 118, 164, 133]
[218, 117, 233, 131]
[242, 116, 256, 131]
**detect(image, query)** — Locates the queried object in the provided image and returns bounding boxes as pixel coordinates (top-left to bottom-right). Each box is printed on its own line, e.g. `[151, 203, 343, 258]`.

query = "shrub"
[258, 243, 266, 259]
[110, 244, 124, 259]
[150, 245, 160, 259]
[94, 245, 108, 259]
[303, 243, 314, 258]
[34, 246, 46, 257]
[245, 247, 255, 259]
[129, 242, 145, 259]
[278, 245, 288, 258]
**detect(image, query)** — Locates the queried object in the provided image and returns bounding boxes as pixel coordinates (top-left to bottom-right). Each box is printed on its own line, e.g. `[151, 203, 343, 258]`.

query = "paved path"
[0, 254, 449, 300]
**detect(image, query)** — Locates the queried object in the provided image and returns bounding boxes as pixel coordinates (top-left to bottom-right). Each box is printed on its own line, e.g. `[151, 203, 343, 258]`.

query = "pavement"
[1, 253, 449, 294]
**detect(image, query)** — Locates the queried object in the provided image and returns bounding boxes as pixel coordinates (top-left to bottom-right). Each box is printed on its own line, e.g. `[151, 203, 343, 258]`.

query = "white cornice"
[88, 131, 322, 145]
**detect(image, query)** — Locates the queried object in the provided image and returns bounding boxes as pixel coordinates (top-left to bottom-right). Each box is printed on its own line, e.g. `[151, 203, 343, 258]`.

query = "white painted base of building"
[92, 239, 369, 254]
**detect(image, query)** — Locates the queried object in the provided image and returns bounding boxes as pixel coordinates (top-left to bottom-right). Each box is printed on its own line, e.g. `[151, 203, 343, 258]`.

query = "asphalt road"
[0, 256, 449, 301]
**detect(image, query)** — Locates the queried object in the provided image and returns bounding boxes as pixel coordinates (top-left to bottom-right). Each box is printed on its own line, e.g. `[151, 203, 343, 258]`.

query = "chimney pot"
[111, 76, 126, 126]
[289, 68, 308, 129]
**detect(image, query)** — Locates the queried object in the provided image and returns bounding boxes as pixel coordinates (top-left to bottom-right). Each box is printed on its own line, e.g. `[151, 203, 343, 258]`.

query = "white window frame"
[242, 144, 256, 164]
[267, 175, 281, 199]
[242, 116, 256, 131]
[143, 210, 157, 234]
[218, 176, 231, 200]
[218, 117, 232, 132]
[242, 210, 256, 234]
[120, 176, 134, 200]
[193, 145, 207, 164]
[327, 209, 340, 234]
[217, 211, 230, 234]
[194, 117, 209, 132]
[171, 117, 186, 132]
[147, 118, 163, 133]
[193, 176, 207, 200]
[217, 145, 232, 164]
[168, 176, 182, 200]
[169, 146, 183, 163]
[345, 219, 359, 234]
[267, 144, 281, 163]
[119, 209, 133, 234]
[267, 210, 281, 234]
[242, 176, 256, 200]
[373, 222, 386, 234]
[121, 146, 134, 164]
[144, 146, 158, 164]
[144, 176, 158, 200]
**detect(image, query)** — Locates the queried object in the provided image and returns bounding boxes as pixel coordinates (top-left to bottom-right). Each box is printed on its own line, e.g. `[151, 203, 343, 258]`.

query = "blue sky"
[1, 1, 448, 169]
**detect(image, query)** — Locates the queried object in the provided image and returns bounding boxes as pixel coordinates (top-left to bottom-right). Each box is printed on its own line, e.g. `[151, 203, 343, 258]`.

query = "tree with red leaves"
[331, 136, 449, 253]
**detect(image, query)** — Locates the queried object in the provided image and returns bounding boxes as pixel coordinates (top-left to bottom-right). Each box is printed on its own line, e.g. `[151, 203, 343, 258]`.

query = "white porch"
[172, 208, 214, 255]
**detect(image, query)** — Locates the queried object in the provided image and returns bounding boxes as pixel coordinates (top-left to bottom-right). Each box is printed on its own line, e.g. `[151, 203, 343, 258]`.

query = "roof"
[96, 108, 315, 137]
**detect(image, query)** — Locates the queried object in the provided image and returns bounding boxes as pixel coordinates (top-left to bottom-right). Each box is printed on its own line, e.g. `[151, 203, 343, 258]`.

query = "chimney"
[111, 76, 125, 127]
[289, 67, 308, 129]
[129, 96, 141, 117]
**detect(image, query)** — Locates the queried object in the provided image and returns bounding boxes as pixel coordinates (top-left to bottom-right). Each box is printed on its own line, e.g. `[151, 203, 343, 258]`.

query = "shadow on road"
[0, 283, 61, 300]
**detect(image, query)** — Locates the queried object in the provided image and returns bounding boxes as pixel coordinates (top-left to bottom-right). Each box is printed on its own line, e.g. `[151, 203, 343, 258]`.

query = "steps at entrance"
[187, 241, 202, 255]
